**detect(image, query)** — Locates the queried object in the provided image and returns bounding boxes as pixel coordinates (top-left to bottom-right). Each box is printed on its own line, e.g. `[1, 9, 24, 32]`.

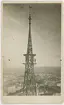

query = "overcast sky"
[3, 3, 61, 69]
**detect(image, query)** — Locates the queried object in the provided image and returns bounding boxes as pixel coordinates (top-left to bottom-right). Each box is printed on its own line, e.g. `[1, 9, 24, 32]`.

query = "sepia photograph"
[2, 2, 61, 97]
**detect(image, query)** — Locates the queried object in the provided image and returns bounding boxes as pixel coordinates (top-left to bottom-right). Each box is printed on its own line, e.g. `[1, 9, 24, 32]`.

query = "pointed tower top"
[29, 5, 32, 14]
[27, 5, 32, 54]
[29, 5, 32, 18]
[28, 5, 32, 24]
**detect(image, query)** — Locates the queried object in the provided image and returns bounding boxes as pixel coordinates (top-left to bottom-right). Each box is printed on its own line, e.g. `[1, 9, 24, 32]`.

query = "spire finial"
[29, 5, 32, 24]
[29, 5, 32, 15]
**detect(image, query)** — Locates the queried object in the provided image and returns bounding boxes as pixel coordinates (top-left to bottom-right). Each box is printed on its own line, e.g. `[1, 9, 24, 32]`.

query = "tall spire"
[27, 5, 32, 54]
[23, 5, 36, 95]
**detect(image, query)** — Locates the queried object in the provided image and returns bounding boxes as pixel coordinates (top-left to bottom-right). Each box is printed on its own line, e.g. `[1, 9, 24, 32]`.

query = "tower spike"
[27, 5, 32, 54]
[29, 5, 32, 15]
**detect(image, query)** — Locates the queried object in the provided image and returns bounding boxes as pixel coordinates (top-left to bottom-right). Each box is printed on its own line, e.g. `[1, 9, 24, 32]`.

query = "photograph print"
[3, 3, 61, 96]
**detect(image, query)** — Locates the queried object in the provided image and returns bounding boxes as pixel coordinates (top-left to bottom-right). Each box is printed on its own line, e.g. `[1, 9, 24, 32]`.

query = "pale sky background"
[3, 3, 61, 69]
